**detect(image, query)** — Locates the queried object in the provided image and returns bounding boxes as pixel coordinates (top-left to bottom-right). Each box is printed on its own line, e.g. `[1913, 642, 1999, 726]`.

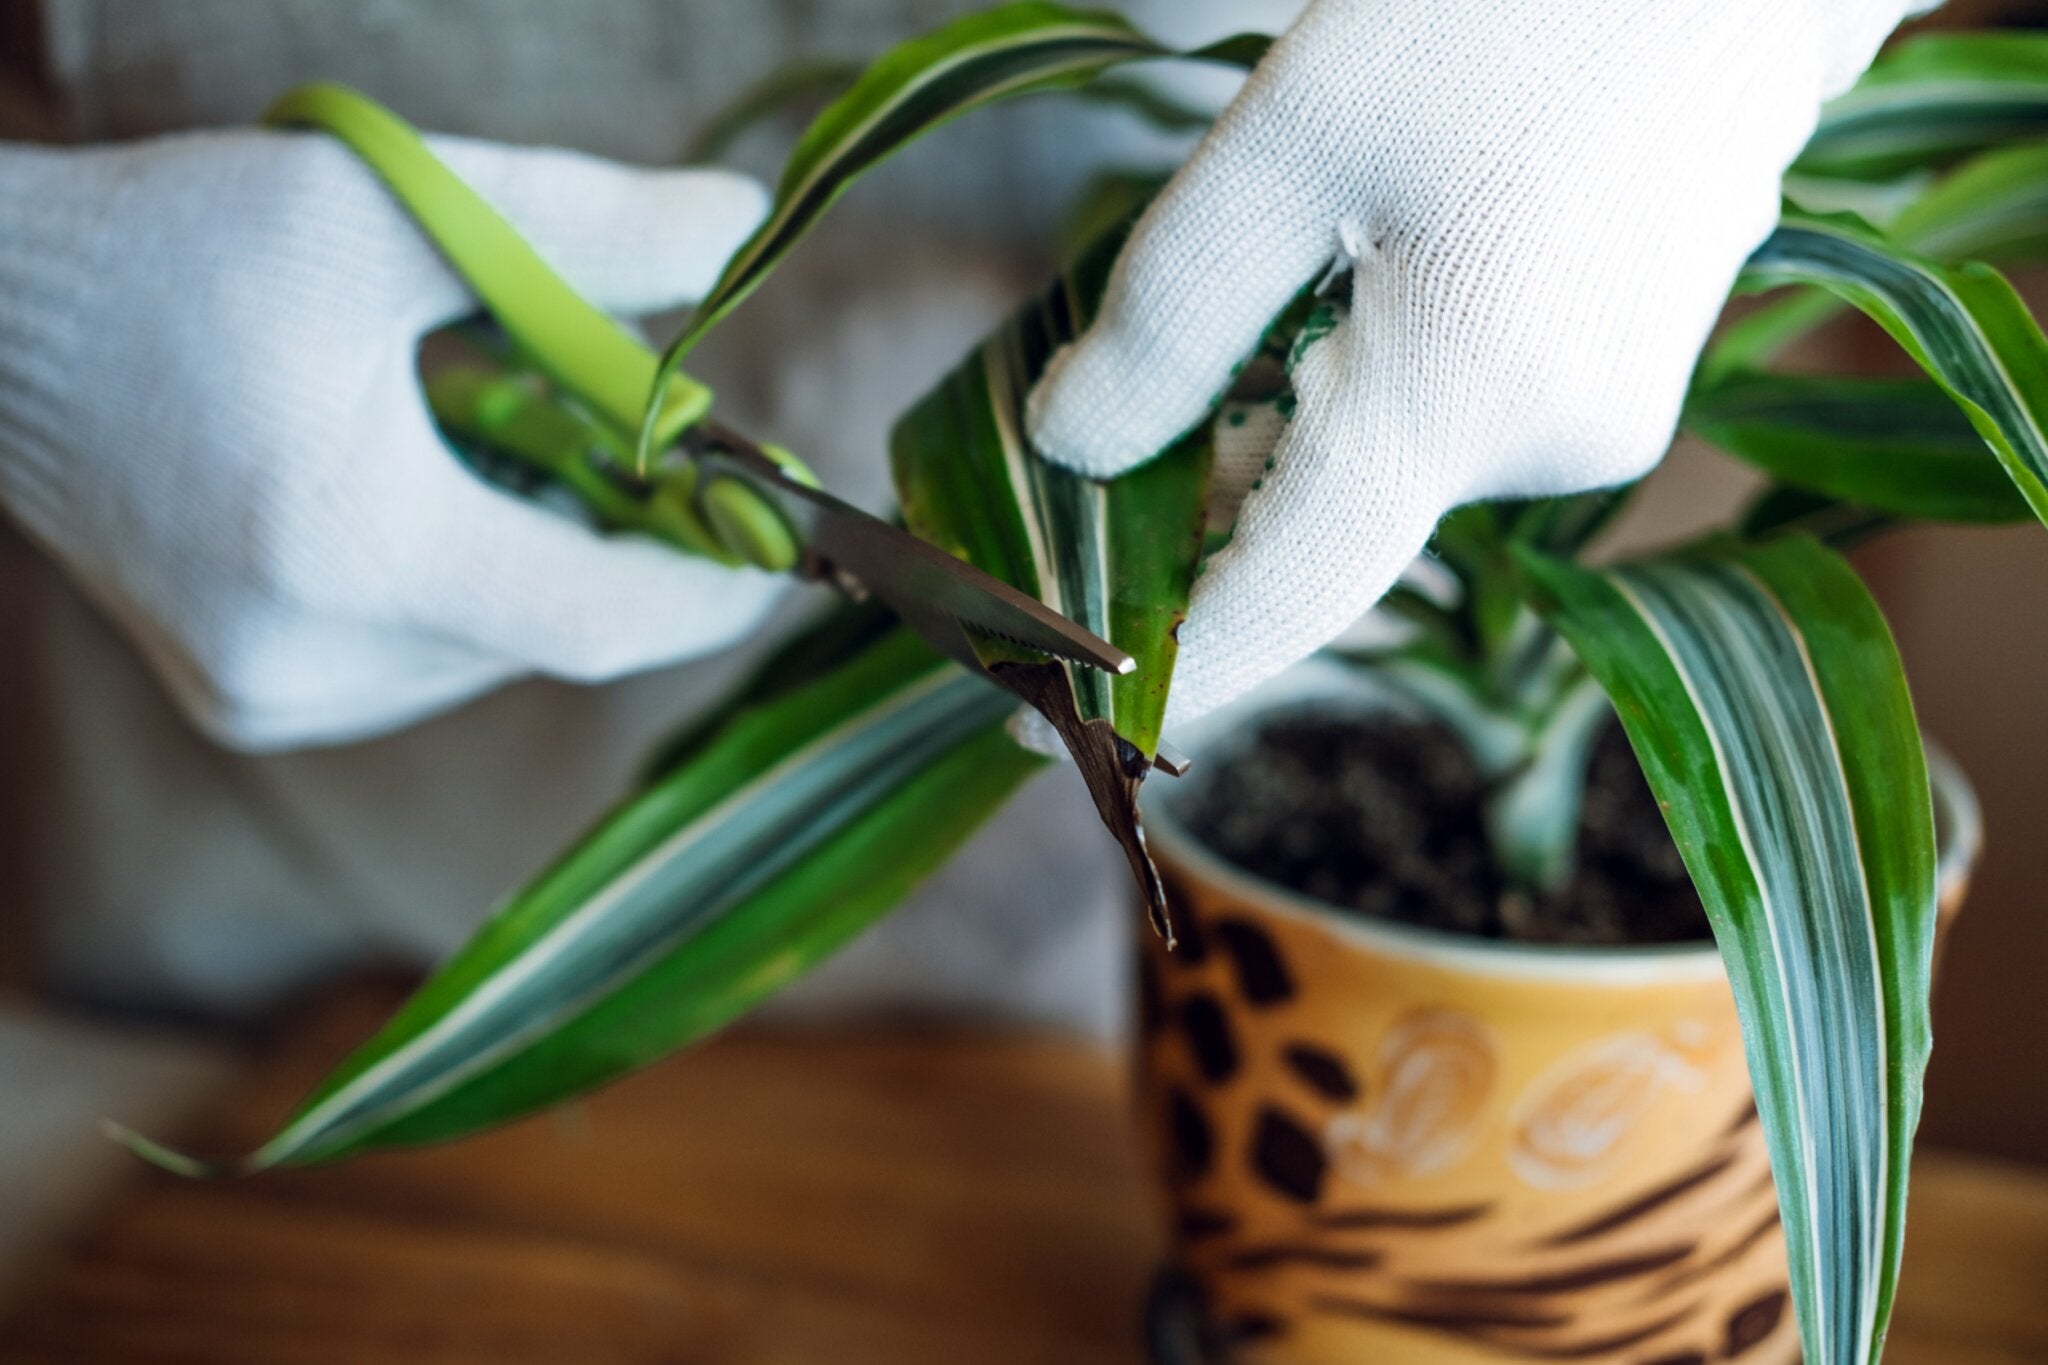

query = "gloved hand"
[0, 130, 778, 751]
[1029, 0, 1924, 729]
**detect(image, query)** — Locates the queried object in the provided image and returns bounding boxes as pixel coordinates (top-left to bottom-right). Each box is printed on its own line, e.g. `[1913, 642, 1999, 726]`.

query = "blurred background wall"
[3, 0, 2047, 1170]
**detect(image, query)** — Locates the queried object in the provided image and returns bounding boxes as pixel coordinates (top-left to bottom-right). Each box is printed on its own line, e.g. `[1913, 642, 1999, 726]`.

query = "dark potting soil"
[1176, 710, 1711, 947]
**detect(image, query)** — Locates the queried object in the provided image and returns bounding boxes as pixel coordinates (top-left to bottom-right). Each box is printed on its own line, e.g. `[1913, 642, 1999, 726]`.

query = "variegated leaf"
[1712, 32, 2048, 377]
[1521, 536, 1938, 1365]
[122, 624, 1038, 1169]
[1685, 372, 2032, 524]
[1736, 210, 2048, 523]
[1712, 136, 2048, 380]
[1889, 140, 2048, 265]
[1738, 487, 1895, 548]
[1798, 32, 2048, 181]
[892, 223, 1211, 936]
[640, 1, 1265, 464]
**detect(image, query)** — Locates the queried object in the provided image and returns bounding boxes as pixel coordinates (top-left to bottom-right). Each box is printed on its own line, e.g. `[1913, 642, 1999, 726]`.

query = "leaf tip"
[101, 1119, 241, 1180]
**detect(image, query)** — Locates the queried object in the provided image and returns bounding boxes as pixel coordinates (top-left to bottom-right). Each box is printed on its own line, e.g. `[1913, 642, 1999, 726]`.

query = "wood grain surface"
[2, 984, 2043, 1363]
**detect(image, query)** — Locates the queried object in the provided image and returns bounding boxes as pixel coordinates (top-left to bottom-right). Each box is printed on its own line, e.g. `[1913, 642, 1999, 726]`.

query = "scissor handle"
[264, 83, 802, 570]
[265, 84, 711, 446]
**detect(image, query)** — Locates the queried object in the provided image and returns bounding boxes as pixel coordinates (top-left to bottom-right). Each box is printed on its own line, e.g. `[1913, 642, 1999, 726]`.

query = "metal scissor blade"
[689, 434, 1135, 678]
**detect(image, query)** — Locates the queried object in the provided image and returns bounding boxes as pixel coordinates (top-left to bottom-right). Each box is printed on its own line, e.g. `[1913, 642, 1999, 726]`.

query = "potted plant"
[116, 10, 2048, 1364]
[1131, 611, 1980, 1365]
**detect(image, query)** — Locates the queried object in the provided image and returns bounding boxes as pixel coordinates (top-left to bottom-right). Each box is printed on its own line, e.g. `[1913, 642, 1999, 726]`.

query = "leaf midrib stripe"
[257, 668, 990, 1164]
[711, 26, 1153, 313]
[984, 328, 1059, 610]
[1745, 564, 1889, 1362]
[1608, 568, 1830, 1363]
[1755, 224, 2048, 494]
[1611, 562, 1887, 1363]
[1825, 81, 2047, 115]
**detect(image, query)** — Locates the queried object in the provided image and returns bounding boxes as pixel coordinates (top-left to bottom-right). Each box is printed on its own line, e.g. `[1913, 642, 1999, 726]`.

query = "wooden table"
[4, 986, 2045, 1363]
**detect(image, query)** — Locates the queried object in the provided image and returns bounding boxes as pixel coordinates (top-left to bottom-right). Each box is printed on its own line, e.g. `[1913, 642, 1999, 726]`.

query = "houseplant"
[1127, 547, 1984, 1365]
[1135, 698, 1979, 1364]
[115, 10, 2048, 1363]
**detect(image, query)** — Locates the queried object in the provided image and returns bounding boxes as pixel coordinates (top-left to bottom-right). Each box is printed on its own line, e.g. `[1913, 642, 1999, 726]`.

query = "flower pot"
[1135, 671, 1979, 1365]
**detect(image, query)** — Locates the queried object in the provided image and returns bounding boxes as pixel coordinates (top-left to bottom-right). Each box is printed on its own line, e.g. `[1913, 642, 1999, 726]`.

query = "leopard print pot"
[1135, 714, 1978, 1365]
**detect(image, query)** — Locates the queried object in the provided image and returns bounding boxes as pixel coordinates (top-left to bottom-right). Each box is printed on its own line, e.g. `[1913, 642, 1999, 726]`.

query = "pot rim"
[1141, 662, 1981, 986]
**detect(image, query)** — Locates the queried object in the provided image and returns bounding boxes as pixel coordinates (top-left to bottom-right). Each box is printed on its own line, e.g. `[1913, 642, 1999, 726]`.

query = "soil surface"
[1176, 709, 1710, 946]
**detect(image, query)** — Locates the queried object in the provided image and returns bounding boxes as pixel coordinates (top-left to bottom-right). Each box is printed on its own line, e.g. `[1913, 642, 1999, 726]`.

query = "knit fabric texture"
[1028, 0, 1923, 730]
[0, 131, 781, 749]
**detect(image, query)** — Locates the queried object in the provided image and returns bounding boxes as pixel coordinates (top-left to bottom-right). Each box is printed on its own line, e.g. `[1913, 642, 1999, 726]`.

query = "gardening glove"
[1028, 0, 1928, 729]
[0, 130, 778, 751]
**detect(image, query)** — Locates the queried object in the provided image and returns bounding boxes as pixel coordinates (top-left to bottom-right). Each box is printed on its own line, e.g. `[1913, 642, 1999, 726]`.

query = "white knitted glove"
[1029, 0, 1923, 729]
[0, 131, 778, 751]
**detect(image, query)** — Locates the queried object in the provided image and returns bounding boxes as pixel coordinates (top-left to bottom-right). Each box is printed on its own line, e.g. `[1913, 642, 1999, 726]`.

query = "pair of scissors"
[689, 428, 1136, 679]
[266, 84, 1134, 690]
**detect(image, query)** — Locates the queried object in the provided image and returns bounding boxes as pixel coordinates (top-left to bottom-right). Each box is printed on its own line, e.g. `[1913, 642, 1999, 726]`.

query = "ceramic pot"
[1135, 681, 1979, 1365]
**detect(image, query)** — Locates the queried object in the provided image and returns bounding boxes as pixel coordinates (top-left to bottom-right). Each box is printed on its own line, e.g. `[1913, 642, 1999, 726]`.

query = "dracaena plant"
[119, 12, 2048, 1365]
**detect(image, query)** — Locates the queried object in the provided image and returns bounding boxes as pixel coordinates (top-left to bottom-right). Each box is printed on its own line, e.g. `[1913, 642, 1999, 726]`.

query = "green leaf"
[1069, 74, 1218, 135]
[1370, 653, 1530, 778]
[161, 10, 1260, 1170]
[268, 85, 824, 570]
[1728, 34, 2048, 374]
[1889, 138, 2048, 265]
[1697, 288, 1855, 385]
[1482, 673, 1610, 895]
[1498, 487, 1635, 559]
[1431, 506, 1526, 661]
[1521, 537, 1937, 1365]
[640, 3, 1163, 464]
[1716, 138, 2048, 377]
[143, 630, 1040, 1168]
[1783, 169, 1936, 234]
[636, 597, 903, 782]
[1736, 487, 1888, 546]
[1799, 32, 2048, 181]
[1187, 32, 1272, 70]
[1738, 211, 2048, 524]
[639, 2, 1268, 466]
[424, 361, 742, 564]
[891, 223, 1211, 936]
[1686, 372, 2033, 523]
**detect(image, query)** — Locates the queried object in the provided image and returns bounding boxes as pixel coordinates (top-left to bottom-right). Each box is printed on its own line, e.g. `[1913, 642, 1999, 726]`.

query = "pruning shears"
[265, 84, 1133, 685]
